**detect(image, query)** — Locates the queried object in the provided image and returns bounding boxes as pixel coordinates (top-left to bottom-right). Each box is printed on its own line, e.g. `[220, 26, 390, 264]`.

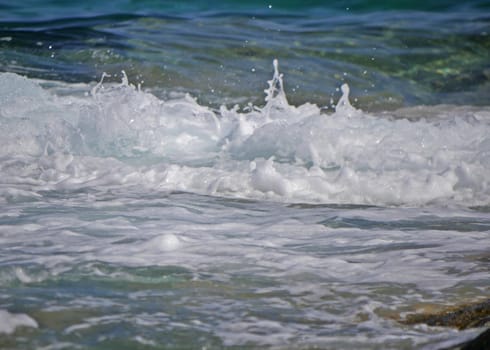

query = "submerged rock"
[403, 299, 490, 330]
[401, 299, 490, 350]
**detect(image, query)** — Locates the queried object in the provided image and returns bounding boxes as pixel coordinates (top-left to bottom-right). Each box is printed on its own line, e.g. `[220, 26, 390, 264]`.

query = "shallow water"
[1, 190, 489, 349]
[0, 1, 489, 349]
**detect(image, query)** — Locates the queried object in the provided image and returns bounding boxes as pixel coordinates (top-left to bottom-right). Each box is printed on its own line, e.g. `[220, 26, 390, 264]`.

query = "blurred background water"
[1, 0, 489, 109]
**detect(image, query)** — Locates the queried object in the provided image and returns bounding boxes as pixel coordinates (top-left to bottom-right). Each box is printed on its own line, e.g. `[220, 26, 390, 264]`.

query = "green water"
[1, 0, 489, 109]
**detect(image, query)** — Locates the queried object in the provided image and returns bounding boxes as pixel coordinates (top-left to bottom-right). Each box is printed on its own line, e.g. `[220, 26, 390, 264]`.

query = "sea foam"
[0, 62, 489, 206]
[0, 310, 38, 334]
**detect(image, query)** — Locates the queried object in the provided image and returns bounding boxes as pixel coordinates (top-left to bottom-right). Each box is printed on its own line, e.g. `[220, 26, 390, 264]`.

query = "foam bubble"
[157, 233, 181, 251]
[152, 234, 181, 252]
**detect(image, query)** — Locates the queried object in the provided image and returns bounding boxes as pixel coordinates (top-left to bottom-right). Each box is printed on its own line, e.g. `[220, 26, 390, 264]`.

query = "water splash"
[263, 59, 289, 121]
[0, 62, 489, 206]
[335, 83, 360, 117]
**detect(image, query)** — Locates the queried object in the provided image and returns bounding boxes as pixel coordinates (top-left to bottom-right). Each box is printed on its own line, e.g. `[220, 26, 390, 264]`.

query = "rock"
[403, 299, 490, 330]
[440, 328, 490, 350]
[400, 299, 490, 350]
[460, 328, 490, 350]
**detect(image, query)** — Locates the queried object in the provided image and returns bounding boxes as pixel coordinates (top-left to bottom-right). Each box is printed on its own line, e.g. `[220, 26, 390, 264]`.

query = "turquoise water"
[0, 1, 489, 349]
[1, 0, 489, 108]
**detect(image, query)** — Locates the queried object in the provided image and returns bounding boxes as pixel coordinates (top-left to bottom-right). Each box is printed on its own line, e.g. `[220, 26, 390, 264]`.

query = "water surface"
[0, 1, 489, 349]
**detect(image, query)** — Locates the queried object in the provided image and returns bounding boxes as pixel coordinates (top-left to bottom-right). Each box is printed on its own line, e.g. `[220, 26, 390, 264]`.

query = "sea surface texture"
[0, 0, 489, 349]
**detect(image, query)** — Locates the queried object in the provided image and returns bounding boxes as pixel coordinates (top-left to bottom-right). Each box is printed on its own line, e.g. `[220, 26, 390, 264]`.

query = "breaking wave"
[1, 61, 489, 206]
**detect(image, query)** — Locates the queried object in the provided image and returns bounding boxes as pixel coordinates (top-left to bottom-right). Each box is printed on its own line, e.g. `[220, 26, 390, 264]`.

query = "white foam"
[0, 64, 489, 206]
[0, 309, 38, 334]
[250, 157, 291, 196]
[148, 233, 181, 252]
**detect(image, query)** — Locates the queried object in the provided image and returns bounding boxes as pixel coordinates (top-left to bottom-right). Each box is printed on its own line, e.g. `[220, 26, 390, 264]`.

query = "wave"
[1, 61, 489, 206]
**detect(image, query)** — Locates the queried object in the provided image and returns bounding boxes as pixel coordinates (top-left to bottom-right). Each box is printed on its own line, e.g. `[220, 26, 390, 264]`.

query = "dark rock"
[400, 299, 490, 350]
[441, 328, 490, 350]
[460, 328, 490, 350]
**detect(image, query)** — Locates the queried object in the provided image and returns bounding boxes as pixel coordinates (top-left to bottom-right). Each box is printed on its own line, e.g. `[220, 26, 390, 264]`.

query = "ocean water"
[1, 1, 489, 349]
